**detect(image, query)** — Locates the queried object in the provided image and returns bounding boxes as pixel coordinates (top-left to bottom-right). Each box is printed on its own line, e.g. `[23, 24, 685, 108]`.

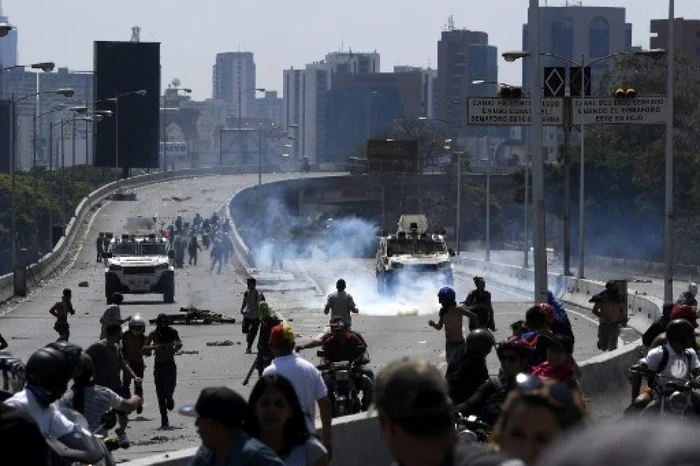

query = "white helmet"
[129, 316, 146, 328]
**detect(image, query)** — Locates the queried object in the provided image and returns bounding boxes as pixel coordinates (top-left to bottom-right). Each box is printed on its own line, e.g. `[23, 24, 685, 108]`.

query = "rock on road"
[0, 174, 606, 461]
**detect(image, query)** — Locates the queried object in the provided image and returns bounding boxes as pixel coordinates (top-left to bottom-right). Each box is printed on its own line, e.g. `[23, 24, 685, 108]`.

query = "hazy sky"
[4, 0, 693, 100]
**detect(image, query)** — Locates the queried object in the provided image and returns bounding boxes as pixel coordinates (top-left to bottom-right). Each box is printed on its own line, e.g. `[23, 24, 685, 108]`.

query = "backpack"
[656, 345, 692, 374]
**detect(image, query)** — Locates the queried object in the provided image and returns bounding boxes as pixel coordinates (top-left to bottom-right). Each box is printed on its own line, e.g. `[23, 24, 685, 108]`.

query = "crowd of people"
[5, 266, 700, 465]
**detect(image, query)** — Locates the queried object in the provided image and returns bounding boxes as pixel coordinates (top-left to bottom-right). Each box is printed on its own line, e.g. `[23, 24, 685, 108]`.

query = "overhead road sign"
[367, 139, 418, 175]
[572, 96, 668, 125]
[467, 98, 565, 126]
[544, 67, 566, 98]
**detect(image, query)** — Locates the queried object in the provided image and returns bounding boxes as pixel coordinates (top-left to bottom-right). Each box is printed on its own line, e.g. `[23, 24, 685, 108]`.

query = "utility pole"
[563, 96, 572, 276]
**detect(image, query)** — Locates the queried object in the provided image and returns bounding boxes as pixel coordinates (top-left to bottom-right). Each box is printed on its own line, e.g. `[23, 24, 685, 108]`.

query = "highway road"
[0, 174, 608, 461]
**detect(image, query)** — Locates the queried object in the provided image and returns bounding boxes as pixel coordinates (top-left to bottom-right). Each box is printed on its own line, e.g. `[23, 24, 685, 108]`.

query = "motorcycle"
[47, 409, 117, 466]
[455, 413, 491, 443]
[317, 350, 367, 418]
[629, 366, 698, 418]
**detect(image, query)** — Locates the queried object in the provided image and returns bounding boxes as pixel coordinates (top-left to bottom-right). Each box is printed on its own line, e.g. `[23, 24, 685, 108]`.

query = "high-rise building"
[212, 52, 257, 120]
[282, 51, 381, 163]
[437, 29, 497, 134]
[394, 66, 438, 119]
[324, 72, 422, 163]
[256, 90, 283, 128]
[0, 1, 18, 68]
[522, 6, 633, 91]
[522, 6, 633, 161]
[651, 17, 700, 65]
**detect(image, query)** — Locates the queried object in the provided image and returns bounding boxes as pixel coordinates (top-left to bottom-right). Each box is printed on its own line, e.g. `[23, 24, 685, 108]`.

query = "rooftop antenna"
[448, 14, 455, 31]
[130, 26, 141, 42]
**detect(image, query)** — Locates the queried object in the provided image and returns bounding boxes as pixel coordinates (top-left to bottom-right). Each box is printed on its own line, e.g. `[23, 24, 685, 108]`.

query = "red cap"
[269, 323, 294, 347]
[670, 305, 697, 325]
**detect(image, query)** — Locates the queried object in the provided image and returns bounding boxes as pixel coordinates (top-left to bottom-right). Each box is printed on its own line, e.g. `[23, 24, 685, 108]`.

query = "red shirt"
[322, 332, 364, 362]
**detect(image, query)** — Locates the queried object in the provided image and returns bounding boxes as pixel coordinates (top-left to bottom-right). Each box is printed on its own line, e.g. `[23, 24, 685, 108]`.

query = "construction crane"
[131, 26, 141, 43]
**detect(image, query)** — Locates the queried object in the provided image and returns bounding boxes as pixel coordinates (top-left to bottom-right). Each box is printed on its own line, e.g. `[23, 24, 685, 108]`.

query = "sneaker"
[167, 397, 174, 411]
[136, 404, 143, 415]
[117, 432, 131, 449]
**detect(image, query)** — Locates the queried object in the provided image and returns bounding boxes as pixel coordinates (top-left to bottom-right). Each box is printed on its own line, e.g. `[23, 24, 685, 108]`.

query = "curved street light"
[163, 86, 192, 171]
[501, 48, 666, 279]
[102, 90, 148, 172]
[0, 23, 14, 38]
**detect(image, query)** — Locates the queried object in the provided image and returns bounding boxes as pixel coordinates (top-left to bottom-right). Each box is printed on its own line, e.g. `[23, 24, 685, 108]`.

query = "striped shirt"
[59, 385, 123, 433]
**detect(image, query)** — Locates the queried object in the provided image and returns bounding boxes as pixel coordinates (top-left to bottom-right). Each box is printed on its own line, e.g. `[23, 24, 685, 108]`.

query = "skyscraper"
[651, 18, 700, 66]
[0, 1, 18, 68]
[437, 29, 497, 134]
[212, 52, 257, 120]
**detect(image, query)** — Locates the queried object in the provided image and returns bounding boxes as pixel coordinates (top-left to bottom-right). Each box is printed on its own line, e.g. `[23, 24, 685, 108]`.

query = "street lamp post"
[10, 87, 75, 270]
[106, 90, 147, 178]
[664, 0, 675, 302]
[237, 87, 265, 164]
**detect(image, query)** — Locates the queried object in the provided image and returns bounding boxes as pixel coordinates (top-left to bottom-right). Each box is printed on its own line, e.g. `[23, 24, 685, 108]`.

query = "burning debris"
[148, 307, 237, 325]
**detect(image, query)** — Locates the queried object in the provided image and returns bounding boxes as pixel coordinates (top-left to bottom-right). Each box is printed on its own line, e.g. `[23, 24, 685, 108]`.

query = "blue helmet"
[438, 287, 456, 305]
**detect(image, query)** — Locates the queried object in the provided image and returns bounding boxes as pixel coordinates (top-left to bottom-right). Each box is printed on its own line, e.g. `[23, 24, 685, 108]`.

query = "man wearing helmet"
[3, 342, 82, 438]
[630, 319, 700, 414]
[324, 278, 359, 328]
[122, 315, 147, 414]
[446, 329, 494, 405]
[429, 287, 478, 366]
[454, 337, 531, 427]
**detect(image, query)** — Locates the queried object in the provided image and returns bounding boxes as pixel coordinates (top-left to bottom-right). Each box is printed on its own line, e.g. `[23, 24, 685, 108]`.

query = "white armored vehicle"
[104, 221, 175, 304]
[375, 214, 455, 294]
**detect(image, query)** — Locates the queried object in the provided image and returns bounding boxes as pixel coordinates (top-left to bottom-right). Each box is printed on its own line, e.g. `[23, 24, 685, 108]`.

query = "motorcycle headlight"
[669, 391, 689, 412]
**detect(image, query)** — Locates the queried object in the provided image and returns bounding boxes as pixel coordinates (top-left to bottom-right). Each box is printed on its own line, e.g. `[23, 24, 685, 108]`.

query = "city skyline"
[4, 0, 695, 100]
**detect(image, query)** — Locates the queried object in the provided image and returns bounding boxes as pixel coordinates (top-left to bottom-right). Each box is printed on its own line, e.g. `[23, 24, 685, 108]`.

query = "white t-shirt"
[4, 388, 76, 438]
[59, 385, 124, 433]
[285, 437, 327, 466]
[262, 354, 328, 433]
[643, 344, 700, 384]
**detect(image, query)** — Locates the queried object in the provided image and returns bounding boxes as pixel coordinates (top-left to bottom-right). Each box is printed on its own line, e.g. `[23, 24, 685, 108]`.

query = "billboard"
[367, 139, 418, 175]
[93, 41, 161, 169]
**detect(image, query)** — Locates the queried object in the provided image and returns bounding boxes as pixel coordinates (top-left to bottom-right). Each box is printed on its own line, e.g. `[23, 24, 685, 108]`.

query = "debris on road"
[176, 350, 199, 355]
[148, 307, 237, 326]
[170, 196, 192, 202]
[78, 281, 89, 287]
[206, 340, 235, 347]
[111, 191, 137, 201]
[632, 279, 653, 283]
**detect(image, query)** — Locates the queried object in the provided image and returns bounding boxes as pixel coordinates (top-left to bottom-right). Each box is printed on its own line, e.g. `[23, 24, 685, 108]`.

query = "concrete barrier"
[126, 412, 392, 466]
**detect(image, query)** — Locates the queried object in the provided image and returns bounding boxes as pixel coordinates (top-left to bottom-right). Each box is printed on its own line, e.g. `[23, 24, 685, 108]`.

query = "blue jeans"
[446, 340, 465, 365]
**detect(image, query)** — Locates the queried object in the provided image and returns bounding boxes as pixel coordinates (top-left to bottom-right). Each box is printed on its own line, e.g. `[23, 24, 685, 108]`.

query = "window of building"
[589, 17, 610, 58]
[551, 18, 574, 58]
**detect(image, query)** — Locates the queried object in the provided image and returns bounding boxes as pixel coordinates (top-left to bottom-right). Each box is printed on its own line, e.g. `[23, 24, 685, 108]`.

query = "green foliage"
[0, 166, 121, 252]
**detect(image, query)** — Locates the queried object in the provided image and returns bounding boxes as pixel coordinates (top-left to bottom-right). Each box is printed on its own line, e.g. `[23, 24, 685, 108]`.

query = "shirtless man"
[429, 287, 478, 365]
[49, 289, 75, 342]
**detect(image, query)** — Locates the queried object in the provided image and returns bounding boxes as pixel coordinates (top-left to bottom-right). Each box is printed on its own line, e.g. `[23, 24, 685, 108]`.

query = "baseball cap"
[670, 305, 697, 326]
[269, 323, 295, 347]
[179, 386, 247, 429]
[541, 333, 574, 355]
[538, 417, 700, 466]
[374, 358, 451, 420]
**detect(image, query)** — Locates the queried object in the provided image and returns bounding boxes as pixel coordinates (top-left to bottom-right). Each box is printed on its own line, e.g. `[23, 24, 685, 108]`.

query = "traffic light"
[612, 87, 636, 98]
[499, 86, 523, 98]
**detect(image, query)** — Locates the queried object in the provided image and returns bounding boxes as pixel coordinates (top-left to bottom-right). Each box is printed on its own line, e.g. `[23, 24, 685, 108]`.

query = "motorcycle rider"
[3, 342, 83, 438]
[520, 305, 551, 367]
[629, 319, 700, 414]
[324, 279, 358, 328]
[647, 304, 698, 350]
[446, 329, 494, 406]
[462, 277, 496, 331]
[454, 337, 532, 428]
[642, 302, 675, 348]
[320, 316, 374, 410]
